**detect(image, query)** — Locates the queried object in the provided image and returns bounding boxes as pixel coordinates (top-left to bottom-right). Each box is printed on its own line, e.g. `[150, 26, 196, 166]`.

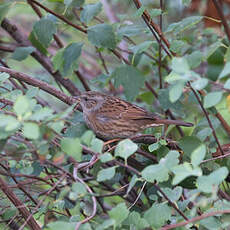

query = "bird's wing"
[97, 98, 155, 121]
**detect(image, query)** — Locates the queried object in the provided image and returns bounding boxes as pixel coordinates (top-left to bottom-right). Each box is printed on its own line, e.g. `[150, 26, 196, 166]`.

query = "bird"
[75, 91, 193, 140]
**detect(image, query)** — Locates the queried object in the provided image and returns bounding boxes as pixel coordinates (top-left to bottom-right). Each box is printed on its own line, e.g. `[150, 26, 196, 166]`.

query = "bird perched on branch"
[75, 91, 193, 140]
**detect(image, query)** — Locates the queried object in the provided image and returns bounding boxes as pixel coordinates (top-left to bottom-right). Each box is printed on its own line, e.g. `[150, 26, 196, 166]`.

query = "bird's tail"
[154, 119, 193, 127]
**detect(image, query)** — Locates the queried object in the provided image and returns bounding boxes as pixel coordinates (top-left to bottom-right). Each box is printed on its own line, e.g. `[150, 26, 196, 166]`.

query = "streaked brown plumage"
[76, 91, 193, 140]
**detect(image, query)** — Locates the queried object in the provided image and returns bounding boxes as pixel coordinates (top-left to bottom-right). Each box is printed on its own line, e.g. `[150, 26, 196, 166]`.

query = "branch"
[1, 18, 81, 96]
[0, 176, 41, 230]
[162, 209, 230, 230]
[0, 67, 76, 105]
[212, 0, 230, 41]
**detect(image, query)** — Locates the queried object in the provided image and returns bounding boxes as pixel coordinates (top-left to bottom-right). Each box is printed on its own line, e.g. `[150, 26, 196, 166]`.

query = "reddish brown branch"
[162, 209, 230, 230]
[212, 0, 230, 41]
[1, 18, 81, 96]
[0, 177, 41, 230]
[0, 67, 76, 105]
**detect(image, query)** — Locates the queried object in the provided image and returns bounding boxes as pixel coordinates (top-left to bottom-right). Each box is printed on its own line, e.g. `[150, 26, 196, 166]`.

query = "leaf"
[142, 151, 180, 183]
[13, 95, 30, 117]
[11, 47, 35, 61]
[172, 162, 202, 185]
[169, 82, 185, 103]
[224, 79, 230, 90]
[90, 138, 104, 153]
[149, 8, 162, 17]
[171, 57, 190, 74]
[99, 152, 113, 163]
[108, 203, 129, 227]
[29, 31, 47, 55]
[191, 78, 208, 90]
[203, 91, 223, 108]
[197, 167, 228, 193]
[160, 187, 183, 202]
[62, 43, 83, 75]
[80, 2, 102, 24]
[0, 3, 11, 23]
[115, 139, 138, 162]
[97, 166, 116, 182]
[148, 142, 159, 152]
[187, 51, 203, 68]
[144, 203, 171, 228]
[81, 130, 95, 146]
[33, 18, 57, 48]
[219, 62, 230, 79]
[72, 182, 87, 196]
[88, 24, 116, 49]
[130, 41, 153, 56]
[48, 221, 76, 230]
[0, 115, 20, 132]
[29, 107, 53, 121]
[61, 137, 82, 161]
[0, 72, 10, 83]
[191, 144, 206, 167]
[112, 65, 145, 101]
[127, 211, 149, 230]
[166, 16, 203, 34]
[23, 122, 40, 140]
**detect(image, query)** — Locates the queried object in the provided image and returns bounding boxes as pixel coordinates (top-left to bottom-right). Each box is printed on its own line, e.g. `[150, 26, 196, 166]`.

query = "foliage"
[0, 0, 230, 229]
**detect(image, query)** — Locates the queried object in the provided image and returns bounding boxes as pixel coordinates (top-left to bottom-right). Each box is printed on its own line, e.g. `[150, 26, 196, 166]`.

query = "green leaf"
[127, 211, 149, 230]
[13, 95, 30, 117]
[225, 46, 230, 62]
[99, 152, 113, 163]
[81, 130, 95, 146]
[144, 203, 171, 228]
[170, 40, 188, 54]
[142, 151, 180, 183]
[0, 115, 20, 132]
[29, 31, 47, 55]
[88, 24, 116, 49]
[191, 144, 206, 167]
[0, 3, 11, 23]
[108, 203, 129, 227]
[224, 79, 230, 89]
[33, 18, 57, 48]
[197, 167, 228, 193]
[0, 72, 10, 83]
[219, 62, 230, 79]
[148, 142, 159, 152]
[171, 57, 190, 74]
[97, 166, 116, 182]
[112, 65, 145, 101]
[90, 137, 104, 153]
[11, 47, 35, 61]
[166, 16, 203, 34]
[48, 221, 76, 230]
[29, 107, 53, 121]
[134, 5, 146, 17]
[62, 43, 83, 75]
[203, 91, 223, 108]
[169, 82, 185, 103]
[200, 217, 222, 230]
[172, 162, 202, 185]
[23, 122, 40, 140]
[130, 41, 153, 55]
[149, 8, 162, 17]
[191, 78, 208, 90]
[80, 2, 102, 24]
[61, 137, 82, 161]
[72, 182, 87, 196]
[160, 187, 182, 202]
[187, 50, 203, 68]
[115, 139, 138, 162]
